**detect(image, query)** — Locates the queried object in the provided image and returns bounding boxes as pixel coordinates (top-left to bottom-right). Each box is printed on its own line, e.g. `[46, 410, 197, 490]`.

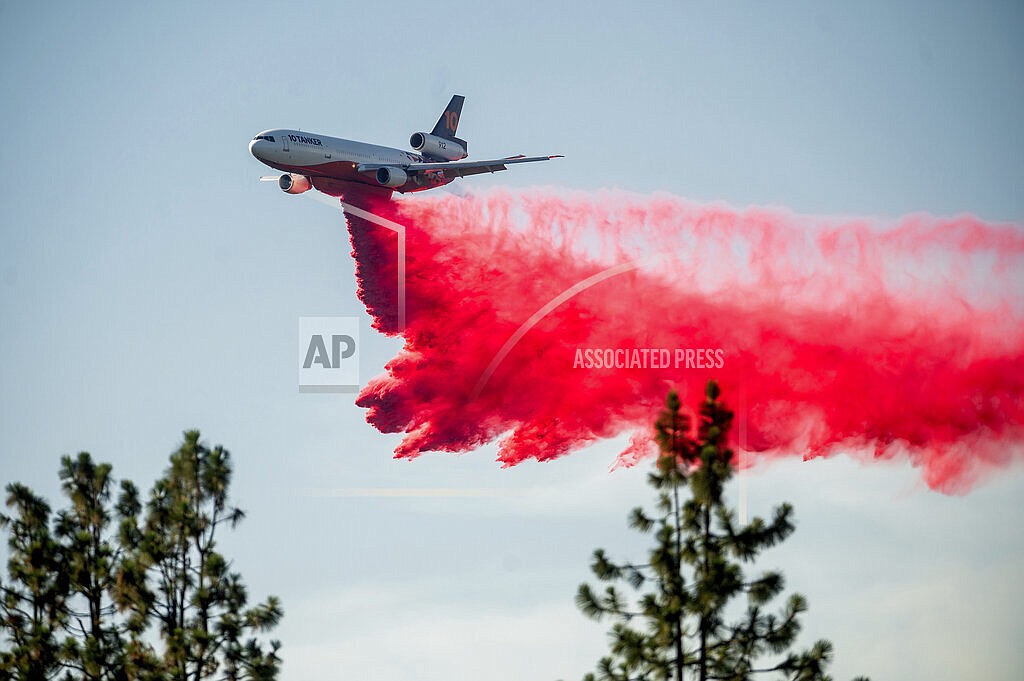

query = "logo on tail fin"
[432, 95, 465, 141]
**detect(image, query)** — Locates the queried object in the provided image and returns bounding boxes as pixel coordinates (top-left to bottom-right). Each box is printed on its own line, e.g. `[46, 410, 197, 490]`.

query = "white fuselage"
[249, 129, 451, 195]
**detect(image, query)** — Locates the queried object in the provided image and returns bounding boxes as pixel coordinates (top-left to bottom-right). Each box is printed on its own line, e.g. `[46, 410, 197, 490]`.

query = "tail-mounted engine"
[278, 173, 311, 194]
[409, 132, 467, 161]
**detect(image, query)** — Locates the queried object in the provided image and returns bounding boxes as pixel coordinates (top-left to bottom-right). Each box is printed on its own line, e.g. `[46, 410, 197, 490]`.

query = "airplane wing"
[357, 155, 562, 179]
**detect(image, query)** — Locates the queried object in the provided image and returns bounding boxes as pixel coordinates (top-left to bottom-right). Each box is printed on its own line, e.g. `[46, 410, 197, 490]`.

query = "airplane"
[249, 95, 561, 201]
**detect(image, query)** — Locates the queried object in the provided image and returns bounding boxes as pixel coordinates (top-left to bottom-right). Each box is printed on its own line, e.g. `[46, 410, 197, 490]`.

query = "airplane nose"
[249, 139, 262, 159]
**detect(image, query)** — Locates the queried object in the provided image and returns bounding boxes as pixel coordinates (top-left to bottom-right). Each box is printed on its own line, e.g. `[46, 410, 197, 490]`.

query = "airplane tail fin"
[431, 95, 466, 143]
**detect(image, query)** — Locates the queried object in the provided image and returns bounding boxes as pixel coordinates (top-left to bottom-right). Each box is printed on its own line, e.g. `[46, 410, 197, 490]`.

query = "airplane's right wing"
[409, 154, 563, 175]
[357, 155, 562, 179]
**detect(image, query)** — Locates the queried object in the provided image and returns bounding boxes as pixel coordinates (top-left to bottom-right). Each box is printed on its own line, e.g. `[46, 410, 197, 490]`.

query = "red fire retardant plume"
[343, 189, 1024, 493]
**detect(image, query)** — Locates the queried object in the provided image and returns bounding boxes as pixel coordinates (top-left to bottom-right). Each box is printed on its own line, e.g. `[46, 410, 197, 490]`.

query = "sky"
[1, 2, 1023, 680]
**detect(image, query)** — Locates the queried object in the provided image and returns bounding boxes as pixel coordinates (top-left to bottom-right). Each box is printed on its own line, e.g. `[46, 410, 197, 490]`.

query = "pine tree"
[1, 432, 282, 681]
[117, 431, 282, 681]
[0, 484, 67, 681]
[575, 382, 867, 681]
[54, 453, 129, 681]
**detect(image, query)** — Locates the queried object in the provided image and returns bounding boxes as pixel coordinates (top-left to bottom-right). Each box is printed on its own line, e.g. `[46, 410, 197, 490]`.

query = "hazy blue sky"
[2, 2, 1022, 680]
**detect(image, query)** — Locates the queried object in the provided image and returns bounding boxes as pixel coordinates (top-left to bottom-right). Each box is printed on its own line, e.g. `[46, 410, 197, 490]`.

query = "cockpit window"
[252, 135, 275, 142]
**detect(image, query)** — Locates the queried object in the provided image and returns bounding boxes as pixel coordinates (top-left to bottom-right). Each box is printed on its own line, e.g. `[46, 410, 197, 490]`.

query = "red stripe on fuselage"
[263, 158, 451, 194]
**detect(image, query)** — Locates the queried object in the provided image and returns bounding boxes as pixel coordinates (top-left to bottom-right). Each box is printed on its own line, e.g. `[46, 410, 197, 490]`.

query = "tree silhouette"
[116, 431, 282, 681]
[54, 454, 130, 681]
[0, 484, 66, 681]
[575, 382, 867, 681]
[0, 431, 282, 681]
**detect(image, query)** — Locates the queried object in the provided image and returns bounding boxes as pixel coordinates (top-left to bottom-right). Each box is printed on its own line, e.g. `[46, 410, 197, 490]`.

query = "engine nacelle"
[278, 173, 311, 194]
[376, 167, 409, 188]
[409, 132, 467, 161]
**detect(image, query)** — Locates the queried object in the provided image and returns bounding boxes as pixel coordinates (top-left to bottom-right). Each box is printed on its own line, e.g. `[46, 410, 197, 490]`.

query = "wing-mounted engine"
[278, 173, 312, 194]
[409, 132, 467, 161]
[376, 167, 409, 188]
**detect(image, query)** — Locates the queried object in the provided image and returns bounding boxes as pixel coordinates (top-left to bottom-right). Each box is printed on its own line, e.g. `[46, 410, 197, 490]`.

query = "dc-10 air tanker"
[249, 95, 561, 201]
